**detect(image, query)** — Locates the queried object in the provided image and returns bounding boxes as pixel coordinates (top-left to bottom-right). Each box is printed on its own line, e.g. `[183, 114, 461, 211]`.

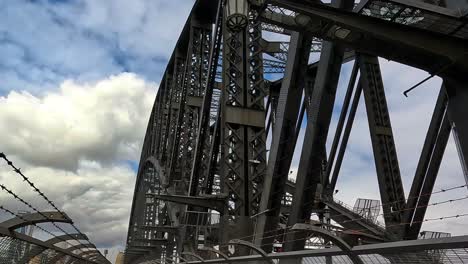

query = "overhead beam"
[261, 0, 468, 82]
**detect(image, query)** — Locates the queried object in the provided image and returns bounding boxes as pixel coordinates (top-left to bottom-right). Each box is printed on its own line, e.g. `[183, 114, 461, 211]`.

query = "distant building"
[115, 252, 125, 264]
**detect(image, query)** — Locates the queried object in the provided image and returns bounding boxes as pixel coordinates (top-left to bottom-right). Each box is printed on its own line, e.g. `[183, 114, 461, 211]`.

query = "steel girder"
[283, 0, 354, 251]
[218, 3, 267, 246]
[359, 54, 405, 237]
[125, 0, 468, 262]
[404, 87, 451, 239]
[254, 31, 315, 252]
[446, 79, 468, 187]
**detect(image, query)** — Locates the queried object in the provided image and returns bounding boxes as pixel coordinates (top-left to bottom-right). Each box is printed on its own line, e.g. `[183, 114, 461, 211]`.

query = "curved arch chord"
[168, 255, 188, 263]
[197, 247, 230, 263]
[181, 251, 205, 262]
[291, 223, 364, 264]
[228, 239, 274, 264]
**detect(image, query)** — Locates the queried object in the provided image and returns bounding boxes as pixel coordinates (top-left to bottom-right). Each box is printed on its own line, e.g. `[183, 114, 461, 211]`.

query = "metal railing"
[327, 196, 386, 230]
[178, 235, 468, 264]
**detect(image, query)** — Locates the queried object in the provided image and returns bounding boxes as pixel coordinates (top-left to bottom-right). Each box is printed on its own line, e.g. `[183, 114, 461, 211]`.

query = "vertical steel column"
[446, 79, 468, 187]
[359, 54, 406, 237]
[219, 3, 266, 245]
[254, 32, 313, 252]
[220, 2, 251, 243]
[246, 9, 267, 217]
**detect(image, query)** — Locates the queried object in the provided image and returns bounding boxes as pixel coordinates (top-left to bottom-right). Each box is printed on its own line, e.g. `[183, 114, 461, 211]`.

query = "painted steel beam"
[137, 225, 179, 234]
[326, 60, 359, 192]
[359, 54, 406, 238]
[446, 79, 468, 187]
[218, 2, 267, 247]
[189, 0, 223, 197]
[283, 0, 353, 251]
[405, 87, 450, 239]
[254, 31, 315, 252]
[148, 194, 226, 211]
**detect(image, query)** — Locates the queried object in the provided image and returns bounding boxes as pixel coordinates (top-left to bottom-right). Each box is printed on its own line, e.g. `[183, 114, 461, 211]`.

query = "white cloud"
[0, 73, 156, 261]
[0, 73, 156, 171]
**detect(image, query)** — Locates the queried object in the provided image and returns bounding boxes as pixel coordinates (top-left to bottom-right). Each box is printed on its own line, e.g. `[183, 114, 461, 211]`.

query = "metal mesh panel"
[359, 0, 468, 39]
[420, 231, 451, 239]
[0, 236, 88, 264]
[0, 236, 45, 263]
[353, 198, 380, 222]
[301, 255, 354, 264]
[34, 249, 62, 263]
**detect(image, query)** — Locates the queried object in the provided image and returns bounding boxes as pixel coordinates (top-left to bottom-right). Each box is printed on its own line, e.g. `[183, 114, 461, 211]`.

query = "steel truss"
[125, 0, 468, 263]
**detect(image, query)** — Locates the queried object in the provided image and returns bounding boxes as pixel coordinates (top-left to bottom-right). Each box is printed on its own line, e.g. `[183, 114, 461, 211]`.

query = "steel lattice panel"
[359, 0, 468, 39]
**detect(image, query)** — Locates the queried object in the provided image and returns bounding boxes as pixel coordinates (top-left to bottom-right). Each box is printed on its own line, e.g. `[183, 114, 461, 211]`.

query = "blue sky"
[1, 0, 468, 263]
[0, 0, 193, 94]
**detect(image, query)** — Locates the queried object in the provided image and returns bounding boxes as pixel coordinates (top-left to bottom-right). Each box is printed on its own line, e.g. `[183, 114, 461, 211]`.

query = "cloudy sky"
[0, 0, 467, 263]
[0, 0, 194, 261]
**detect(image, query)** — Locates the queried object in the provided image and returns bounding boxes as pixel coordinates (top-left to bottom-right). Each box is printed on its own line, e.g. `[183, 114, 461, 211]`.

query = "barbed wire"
[0, 152, 106, 261]
[0, 153, 65, 218]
